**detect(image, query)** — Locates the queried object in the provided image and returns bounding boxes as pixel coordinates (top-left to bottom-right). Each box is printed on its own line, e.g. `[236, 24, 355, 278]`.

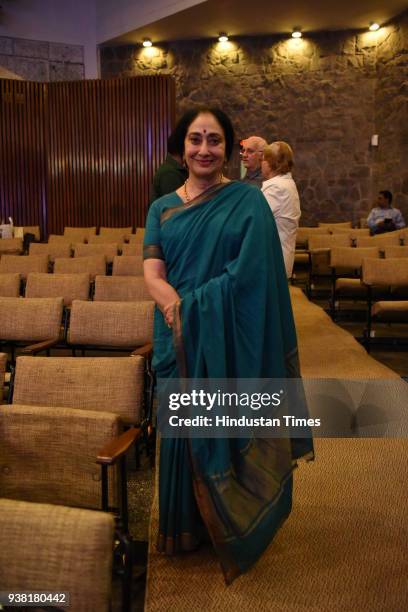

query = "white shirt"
[261, 173, 301, 278]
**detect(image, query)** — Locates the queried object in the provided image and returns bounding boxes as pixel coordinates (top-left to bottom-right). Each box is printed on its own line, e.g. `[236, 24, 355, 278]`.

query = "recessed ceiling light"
[218, 33, 229, 42]
[292, 27, 302, 39]
[369, 22, 380, 31]
[143, 38, 153, 47]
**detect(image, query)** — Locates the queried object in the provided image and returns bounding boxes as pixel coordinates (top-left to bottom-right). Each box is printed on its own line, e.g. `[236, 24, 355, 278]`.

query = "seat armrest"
[97, 427, 142, 465]
[21, 338, 59, 355]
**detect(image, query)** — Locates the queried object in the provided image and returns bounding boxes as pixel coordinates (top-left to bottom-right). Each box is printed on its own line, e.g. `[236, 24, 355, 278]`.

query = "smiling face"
[184, 112, 226, 182]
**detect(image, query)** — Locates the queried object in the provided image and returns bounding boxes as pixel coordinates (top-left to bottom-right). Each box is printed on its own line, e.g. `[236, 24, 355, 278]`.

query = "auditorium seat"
[99, 226, 133, 242]
[74, 243, 119, 264]
[0, 498, 114, 612]
[0, 238, 23, 255]
[121, 243, 143, 257]
[94, 275, 151, 302]
[0, 272, 20, 297]
[384, 246, 408, 258]
[0, 254, 48, 280]
[112, 255, 144, 276]
[63, 226, 97, 242]
[356, 232, 402, 248]
[25, 272, 91, 306]
[29, 241, 71, 263]
[318, 221, 352, 229]
[54, 254, 106, 280]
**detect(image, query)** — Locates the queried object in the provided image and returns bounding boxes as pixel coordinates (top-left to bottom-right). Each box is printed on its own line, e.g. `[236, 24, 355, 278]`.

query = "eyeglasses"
[240, 149, 263, 156]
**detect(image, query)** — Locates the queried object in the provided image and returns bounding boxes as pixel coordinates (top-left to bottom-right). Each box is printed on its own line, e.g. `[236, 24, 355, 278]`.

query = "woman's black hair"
[172, 107, 235, 161]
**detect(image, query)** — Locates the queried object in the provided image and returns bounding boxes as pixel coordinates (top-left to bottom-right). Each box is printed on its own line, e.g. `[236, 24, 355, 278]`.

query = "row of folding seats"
[0, 254, 143, 281]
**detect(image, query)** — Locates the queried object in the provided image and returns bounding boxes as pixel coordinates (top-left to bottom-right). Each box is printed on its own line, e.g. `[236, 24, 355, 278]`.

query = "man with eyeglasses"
[240, 136, 267, 188]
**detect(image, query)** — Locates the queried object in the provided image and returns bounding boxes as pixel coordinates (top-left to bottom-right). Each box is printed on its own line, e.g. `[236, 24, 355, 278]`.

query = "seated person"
[367, 190, 406, 234]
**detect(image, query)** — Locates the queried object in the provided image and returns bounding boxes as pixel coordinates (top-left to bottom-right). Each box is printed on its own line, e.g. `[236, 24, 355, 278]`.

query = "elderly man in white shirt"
[261, 141, 300, 278]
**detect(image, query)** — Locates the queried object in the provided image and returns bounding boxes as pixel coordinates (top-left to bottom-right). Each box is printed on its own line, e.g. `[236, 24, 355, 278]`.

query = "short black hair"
[379, 190, 393, 204]
[172, 107, 235, 160]
[167, 129, 181, 157]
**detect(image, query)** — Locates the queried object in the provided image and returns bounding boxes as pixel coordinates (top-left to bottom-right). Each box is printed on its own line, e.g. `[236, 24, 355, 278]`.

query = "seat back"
[0, 255, 48, 280]
[362, 258, 408, 287]
[99, 226, 133, 242]
[330, 227, 370, 237]
[29, 241, 71, 262]
[0, 498, 114, 612]
[384, 246, 408, 258]
[121, 243, 143, 257]
[68, 299, 154, 348]
[356, 233, 402, 247]
[112, 255, 144, 276]
[63, 226, 97, 242]
[54, 255, 106, 279]
[94, 275, 151, 301]
[0, 297, 63, 341]
[48, 234, 73, 246]
[0, 404, 120, 509]
[25, 273, 91, 306]
[74, 243, 118, 264]
[0, 238, 23, 255]
[295, 227, 328, 248]
[308, 234, 352, 250]
[330, 247, 380, 270]
[13, 355, 145, 425]
[0, 272, 20, 297]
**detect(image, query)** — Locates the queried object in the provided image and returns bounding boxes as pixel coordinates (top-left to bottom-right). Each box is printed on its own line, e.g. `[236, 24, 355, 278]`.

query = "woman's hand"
[163, 300, 179, 328]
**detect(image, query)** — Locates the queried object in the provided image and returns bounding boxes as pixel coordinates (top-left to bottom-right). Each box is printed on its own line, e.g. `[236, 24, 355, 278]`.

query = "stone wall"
[0, 36, 84, 81]
[101, 11, 408, 225]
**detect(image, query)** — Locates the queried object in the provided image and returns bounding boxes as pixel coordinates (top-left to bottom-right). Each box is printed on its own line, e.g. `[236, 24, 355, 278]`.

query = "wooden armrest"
[131, 343, 153, 359]
[97, 427, 142, 465]
[22, 338, 59, 355]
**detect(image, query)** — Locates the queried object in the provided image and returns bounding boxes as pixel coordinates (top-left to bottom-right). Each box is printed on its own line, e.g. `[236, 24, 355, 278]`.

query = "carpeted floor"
[145, 438, 408, 611]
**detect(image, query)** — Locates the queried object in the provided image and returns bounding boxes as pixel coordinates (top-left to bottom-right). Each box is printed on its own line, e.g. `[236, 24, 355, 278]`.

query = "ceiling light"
[369, 23, 380, 31]
[142, 38, 152, 47]
[292, 27, 302, 39]
[218, 33, 229, 42]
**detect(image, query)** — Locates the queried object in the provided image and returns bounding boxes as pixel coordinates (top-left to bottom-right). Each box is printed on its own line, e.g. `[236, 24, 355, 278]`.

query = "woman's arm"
[144, 258, 180, 326]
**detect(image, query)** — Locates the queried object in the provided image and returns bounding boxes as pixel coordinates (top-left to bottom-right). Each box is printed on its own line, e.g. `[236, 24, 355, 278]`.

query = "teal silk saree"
[144, 181, 313, 584]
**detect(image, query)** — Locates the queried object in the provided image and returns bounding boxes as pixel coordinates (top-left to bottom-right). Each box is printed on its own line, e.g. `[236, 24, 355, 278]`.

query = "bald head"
[241, 136, 267, 172]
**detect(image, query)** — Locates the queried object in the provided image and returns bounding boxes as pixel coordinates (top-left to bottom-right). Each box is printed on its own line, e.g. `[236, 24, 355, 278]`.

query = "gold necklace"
[183, 174, 224, 203]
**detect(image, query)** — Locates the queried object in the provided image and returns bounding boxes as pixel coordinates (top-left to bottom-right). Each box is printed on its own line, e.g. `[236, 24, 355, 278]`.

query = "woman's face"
[184, 112, 226, 181]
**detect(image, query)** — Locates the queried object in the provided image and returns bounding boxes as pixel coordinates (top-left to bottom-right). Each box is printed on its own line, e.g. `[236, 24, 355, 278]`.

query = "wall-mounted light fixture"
[292, 27, 302, 39]
[142, 38, 153, 47]
[369, 22, 380, 31]
[218, 33, 229, 42]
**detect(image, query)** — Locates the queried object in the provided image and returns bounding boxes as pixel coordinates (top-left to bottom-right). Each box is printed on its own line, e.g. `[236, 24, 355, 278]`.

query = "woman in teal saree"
[144, 108, 313, 584]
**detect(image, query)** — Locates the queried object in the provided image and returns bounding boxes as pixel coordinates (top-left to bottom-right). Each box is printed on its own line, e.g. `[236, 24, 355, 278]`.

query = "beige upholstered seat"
[0, 238, 23, 255]
[128, 228, 145, 244]
[29, 241, 71, 262]
[63, 226, 97, 242]
[98, 226, 133, 242]
[0, 272, 20, 297]
[0, 297, 63, 357]
[68, 300, 154, 352]
[13, 355, 145, 426]
[309, 235, 352, 250]
[121, 243, 144, 257]
[94, 275, 151, 302]
[48, 234, 73, 245]
[1, 403, 121, 508]
[331, 246, 380, 272]
[0, 498, 114, 612]
[371, 301, 408, 320]
[308, 234, 352, 283]
[0, 255, 48, 280]
[25, 273, 90, 306]
[112, 255, 144, 276]
[54, 255, 106, 280]
[295, 227, 328, 249]
[356, 233, 402, 247]
[330, 227, 370, 238]
[74, 243, 119, 264]
[383, 246, 408, 258]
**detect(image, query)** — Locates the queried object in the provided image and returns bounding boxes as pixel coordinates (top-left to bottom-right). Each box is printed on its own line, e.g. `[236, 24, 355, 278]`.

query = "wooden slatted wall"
[0, 80, 47, 230]
[0, 76, 175, 235]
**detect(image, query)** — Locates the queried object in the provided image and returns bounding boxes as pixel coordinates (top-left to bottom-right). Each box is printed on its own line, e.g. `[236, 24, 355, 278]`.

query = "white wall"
[0, 0, 97, 77]
[96, 0, 207, 44]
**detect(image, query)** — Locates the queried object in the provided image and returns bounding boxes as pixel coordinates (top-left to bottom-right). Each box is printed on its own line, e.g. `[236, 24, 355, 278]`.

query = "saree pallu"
[144, 181, 313, 584]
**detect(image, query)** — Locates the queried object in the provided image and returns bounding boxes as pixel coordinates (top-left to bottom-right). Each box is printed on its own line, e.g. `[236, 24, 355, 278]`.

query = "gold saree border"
[160, 181, 234, 225]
